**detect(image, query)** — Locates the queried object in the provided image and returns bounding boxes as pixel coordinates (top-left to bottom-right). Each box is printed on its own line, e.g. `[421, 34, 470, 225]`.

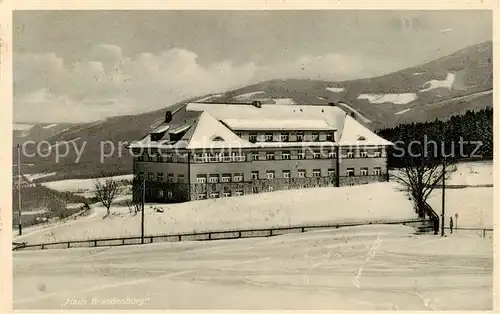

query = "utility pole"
[17, 144, 22, 235]
[141, 178, 145, 244]
[441, 154, 446, 237]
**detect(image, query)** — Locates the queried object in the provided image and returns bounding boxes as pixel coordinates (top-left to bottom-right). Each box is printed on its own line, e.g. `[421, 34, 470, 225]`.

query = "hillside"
[13, 41, 493, 180]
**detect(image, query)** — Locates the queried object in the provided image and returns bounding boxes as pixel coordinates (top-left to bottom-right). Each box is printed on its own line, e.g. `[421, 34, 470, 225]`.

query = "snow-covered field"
[24, 172, 57, 182]
[448, 161, 493, 186]
[41, 174, 133, 197]
[13, 224, 493, 310]
[358, 93, 417, 105]
[326, 87, 345, 93]
[234, 91, 265, 99]
[395, 108, 411, 115]
[15, 182, 416, 244]
[13, 123, 35, 131]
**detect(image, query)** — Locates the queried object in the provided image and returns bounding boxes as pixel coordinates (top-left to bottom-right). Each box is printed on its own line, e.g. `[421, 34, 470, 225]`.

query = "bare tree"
[93, 178, 121, 218]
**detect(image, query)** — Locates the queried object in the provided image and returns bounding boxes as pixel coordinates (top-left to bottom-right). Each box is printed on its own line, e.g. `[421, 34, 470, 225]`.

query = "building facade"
[130, 102, 392, 203]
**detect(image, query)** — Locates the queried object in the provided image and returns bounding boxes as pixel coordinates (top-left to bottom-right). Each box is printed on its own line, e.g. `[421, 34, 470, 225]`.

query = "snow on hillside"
[428, 187, 492, 229]
[41, 174, 133, 197]
[234, 91, 265, 99]
[448, 161, 493, 186]
[419, 73, 455, 92]
[273, 98, 296, 104]
[24, 172, 57, 182]
[326, 87, 345, 93]
[14, 224, 492, 310]
[395, 108, 412, 115]
[42, 124, 58, 129]
[357, 93, 417, 105]
[15, 182, 417, 244]
[13, 123, 35, 131]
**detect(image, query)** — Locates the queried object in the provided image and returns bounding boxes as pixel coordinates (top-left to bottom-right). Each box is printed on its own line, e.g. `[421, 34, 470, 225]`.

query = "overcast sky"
[13, 10, 492, 123]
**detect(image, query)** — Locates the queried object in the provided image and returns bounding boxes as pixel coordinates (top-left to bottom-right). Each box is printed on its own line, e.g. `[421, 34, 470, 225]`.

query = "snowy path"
[14, 225, 492, 310]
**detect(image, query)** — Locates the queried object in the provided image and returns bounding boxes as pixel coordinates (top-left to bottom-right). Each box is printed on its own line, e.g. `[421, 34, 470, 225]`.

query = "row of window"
[240, 131, 334, 143]
[137, 149, 383, 163]
[139, 167, 384, 183]
[196, 190, 245, 199]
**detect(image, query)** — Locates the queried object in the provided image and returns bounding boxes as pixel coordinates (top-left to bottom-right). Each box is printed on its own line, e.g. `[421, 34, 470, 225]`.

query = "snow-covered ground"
[41, 174, 133, 197]
[13, 224, 492, 310]
[419, 73, 455, 92]
[42, 123, 58, 129]
[358, 93, 417, 105]
[24, 172, 57, 182]
[13, 123, 35, 131]
[273, 98, 296, 104]
[326, 87, 345, 93]
[15, 182, 416, 244]
[448, 161, 493, 186]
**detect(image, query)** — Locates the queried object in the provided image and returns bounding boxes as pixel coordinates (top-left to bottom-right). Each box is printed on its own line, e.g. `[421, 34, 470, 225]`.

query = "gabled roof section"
[186, 102, 345, 131]
[187, 111, 253, 149]
[339, 115, 393, 146]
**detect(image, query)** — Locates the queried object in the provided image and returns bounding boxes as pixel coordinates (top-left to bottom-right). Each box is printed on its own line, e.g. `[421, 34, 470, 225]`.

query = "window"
[151, 154, 158, 162]
[268, 186, 274, 192]
[148, 172, 154, 181]
[197, 174, 207, 184]
[209, 153, 218, 162]
[312, 169, 321, 177]
[373, 150, 382, 157]
[235, 132, 242, 138]
[266, 171, 275, 179]
[373, 167, 382, 175]
[198, 193, 207, 199]
[347, 151, 355, 158]
[328, 151, 337, 159]
[328, 169, 336, 177]
[360, 168, 368, 176]
[233, 173, 244, 182]
[167, 191, 173, 199]
[360, 151, 368, 158]
[326, 133, 334, 142]
[313, 151, 321, 159]
[178, 174, 185, 183]
[222, 153, 232, 162]
[298, 170, 306, 178]
[346, 168, 355, 177]
[138, 172, 144, 180]
[221, 174, 231, 183]
[210, 192, 220, 199]
[234, 190, 244, 196]
[265, 133, 273, 142]
[282, 170, 290, 179]
[223, 192, 231, 197]
[249, 133, 258, 143]
[266, 152, 275, 160]
[157, 173, 164, 181]
[252, 152, 259, 161]
[209, 175, 219, 183]
[158, 189, 164, 198]
[251, 171, 259, 180]
[281, 151, 291, 160]
[165, 153, 173, 162]
[297, 152, 305, 160]
[167, 173, 174, 182]
[296, 132, 304, 142]
[312, 132, 320, 142]
[138, 155, 144, 162]
[281, 133, 289, 142]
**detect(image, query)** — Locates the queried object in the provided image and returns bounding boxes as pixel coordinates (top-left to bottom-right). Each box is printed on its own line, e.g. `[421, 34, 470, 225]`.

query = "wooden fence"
[13, 218, 431, 251]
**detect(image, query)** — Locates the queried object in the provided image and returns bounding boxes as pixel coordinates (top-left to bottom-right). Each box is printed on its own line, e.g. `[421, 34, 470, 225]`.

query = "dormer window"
[212, 136, 225, 142]
[358, 136, 366, 141]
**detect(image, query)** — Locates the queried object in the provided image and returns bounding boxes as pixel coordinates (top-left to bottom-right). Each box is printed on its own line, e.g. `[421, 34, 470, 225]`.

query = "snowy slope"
[15, 182, 416, 244]
[14, 224, 492, 310]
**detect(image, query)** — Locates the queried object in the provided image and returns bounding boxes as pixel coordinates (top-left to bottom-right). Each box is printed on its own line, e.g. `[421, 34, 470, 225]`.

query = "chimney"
[165, 110, 172, 123]
[328, 102, 336, 106]
[350, 112, 356, 119]
[252, 100, 262, 108]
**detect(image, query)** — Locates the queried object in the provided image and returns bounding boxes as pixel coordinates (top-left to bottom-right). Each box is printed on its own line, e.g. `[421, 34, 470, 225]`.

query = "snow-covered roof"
[187, 111, 254, 149]
[222, 119, 335, 131]
[150, 124, 170, 134]
[186, 102, 345, 131]
[338, 115, 393, 146]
